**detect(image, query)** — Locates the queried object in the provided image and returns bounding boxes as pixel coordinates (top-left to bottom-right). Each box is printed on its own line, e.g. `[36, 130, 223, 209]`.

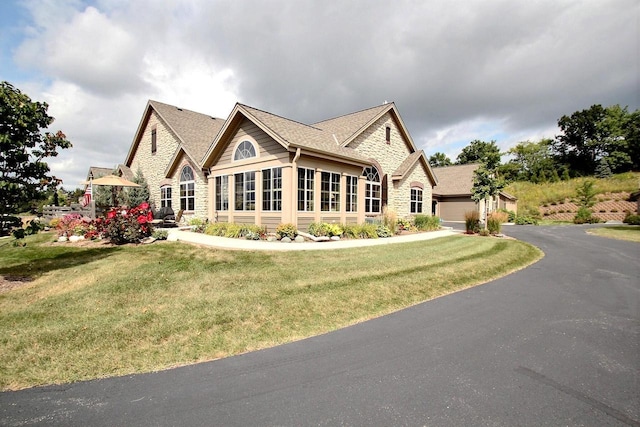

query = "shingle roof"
[87, 167, 113, 180]
[432, 163, 480, 196]
[238, 104, 370, 163]
[313, 104, 391, 145]
[149, 100, 225, 165]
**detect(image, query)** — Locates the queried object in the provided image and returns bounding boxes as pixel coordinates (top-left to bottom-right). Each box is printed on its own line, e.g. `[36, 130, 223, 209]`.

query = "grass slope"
[587, 226, 640, 242]
[0, 232, 542, 390]
[505, 172, 639, 214]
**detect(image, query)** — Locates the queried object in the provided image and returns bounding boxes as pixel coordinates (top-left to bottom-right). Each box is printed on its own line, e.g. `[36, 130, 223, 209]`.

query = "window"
[321, 172, 341, 212]
[234, 171, 255, 211]
[151, 129, 157, 154]
[215, 176, 229, 211]
[263, 167, 282, 211]
[385, 126, 391, 144]
[364, 166, 381, 214]
[411, 188, 423, 213]
[297, 167, 314, 211]
[180, 166, 195, 211]
[345, 175, 357, 212]
[160, 185, 171, 208]
[233, 140, 257, 161]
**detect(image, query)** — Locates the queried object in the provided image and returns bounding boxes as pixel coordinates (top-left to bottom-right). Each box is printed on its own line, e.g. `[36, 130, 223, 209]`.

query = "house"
[123, 100, 437, 230]
[432, 163, 517, 221]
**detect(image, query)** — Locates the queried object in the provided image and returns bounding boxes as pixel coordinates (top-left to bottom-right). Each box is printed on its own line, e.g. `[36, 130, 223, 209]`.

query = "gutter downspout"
[292, 147, 301, 227]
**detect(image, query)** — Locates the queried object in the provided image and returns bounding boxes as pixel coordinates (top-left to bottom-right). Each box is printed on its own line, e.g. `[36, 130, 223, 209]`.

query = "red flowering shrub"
[102, 203, 154, 244]
[56, 213, 94, 238]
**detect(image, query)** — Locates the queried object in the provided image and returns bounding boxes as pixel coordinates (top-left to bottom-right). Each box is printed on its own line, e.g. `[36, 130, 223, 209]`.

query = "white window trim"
[262, 167, 283, 212]
[232, 139, 258, 162]
[180, 165, 195, 211]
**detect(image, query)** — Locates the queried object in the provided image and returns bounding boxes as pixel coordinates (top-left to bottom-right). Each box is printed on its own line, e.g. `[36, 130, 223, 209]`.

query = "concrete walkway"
[167, 228, 459, 251]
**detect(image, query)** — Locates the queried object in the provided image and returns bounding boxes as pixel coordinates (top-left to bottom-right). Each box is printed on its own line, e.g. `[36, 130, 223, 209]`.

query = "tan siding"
[261, 216, 281, 232]
[234, 215, 255, 225]
[297, 215, 315, 231]
[216, 215, 229, 223]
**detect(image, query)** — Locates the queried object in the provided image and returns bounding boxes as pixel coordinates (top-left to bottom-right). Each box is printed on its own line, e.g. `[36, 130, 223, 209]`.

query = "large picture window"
[160, 185, 171, 208]
[233, 140, 257, 161]
[263, 167, 282, 211]
[215, 175, 229, 211]
[180, 166, 195, 211]
[235, 171, 255, 211]
[297, 167, 314, 211]
[364, 166, 381, 214]
[411, 188, 423, 213]
[321, 171, 340, 212]
[345, 175, 357, 212]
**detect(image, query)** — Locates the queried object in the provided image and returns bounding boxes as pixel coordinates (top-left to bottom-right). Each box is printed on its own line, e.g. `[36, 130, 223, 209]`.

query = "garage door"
[438, 197, 477, 221]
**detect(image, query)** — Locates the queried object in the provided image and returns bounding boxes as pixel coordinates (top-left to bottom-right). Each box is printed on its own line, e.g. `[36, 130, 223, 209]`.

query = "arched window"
[180, 165, 195, 211]
[233, 140, 257, 161]
[160, 185, 172, 208]
[364, 166, 381, 214]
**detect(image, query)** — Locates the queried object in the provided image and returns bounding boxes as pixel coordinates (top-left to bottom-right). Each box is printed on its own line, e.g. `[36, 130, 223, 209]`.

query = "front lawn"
[0, 232, 542, 390]
[587, 226, 640, 243]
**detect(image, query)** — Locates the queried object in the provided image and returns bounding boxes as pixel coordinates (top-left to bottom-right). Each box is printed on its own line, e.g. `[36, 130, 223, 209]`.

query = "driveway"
[1, 225, 638, 426]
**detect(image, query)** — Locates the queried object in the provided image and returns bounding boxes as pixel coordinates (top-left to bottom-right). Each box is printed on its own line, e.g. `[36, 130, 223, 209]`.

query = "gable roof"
[202, 103, 372, 168]
[125, 100, 225, 168]
[432, 163, 481, 196]
[313, 104, 391, 145]
[432, 163, 517, 200]
[392, 151, 438, 185]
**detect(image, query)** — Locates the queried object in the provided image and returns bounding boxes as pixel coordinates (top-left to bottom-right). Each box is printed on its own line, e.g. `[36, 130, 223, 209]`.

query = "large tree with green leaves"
[456, 140, 501, 170]
[428, 152, 452, 167]
[554, 104, 638, 175]
[471, 165, 505, 229]
[502, 138, 559, 182]
[0, 82, 71, 228]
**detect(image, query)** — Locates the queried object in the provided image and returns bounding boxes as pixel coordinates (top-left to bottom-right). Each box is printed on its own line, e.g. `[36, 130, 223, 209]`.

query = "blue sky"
[1, 0, 638, 189]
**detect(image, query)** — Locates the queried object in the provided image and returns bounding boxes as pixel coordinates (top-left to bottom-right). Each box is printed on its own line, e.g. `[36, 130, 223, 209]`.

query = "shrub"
[48, 217, 61, 228]
[498, 209, 516, 222]
[623, 214, 640, 225]
[479, 229, 490, 236]
[343, 223, 378, 239]
[376, 225, 393, 238]
[382, 206, 398, 234]
[414, 214, 440, 231]
[309, 222, 343, 237]
[573, 207, 601, 224]
[464, 210, 480, 234]
[275, 223, 297, 239]
[152, 229, 168, 240]
[204, 222, 228, 236]
[103, 203, 154, 244]
[487, 211, 508, 234]
[397, 218, 413, 231]
[515, 215, 539, 225]
[224, 223, 244, 238]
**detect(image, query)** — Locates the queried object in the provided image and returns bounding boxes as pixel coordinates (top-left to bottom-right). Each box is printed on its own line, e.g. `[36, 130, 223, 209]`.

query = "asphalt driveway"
[1, 225, 638, 426]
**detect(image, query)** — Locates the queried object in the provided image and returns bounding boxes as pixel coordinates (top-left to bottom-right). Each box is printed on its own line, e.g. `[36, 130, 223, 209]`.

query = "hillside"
[505, 172, 639, 221]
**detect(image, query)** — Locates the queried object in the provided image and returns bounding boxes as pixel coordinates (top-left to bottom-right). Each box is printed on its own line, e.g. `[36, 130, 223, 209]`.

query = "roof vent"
[176, 107, 183, 111]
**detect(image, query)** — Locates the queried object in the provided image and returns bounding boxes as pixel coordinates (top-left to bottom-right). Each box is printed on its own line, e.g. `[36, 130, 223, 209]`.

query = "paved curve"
[1, 225, 638, 426]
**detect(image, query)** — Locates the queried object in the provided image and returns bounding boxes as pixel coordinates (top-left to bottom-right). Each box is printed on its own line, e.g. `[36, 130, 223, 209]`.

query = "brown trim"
[410, 181, 424, 190]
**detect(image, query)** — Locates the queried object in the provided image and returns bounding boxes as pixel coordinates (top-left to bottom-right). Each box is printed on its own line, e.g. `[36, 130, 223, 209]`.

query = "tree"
[471, 165, 505, 229]
[125, 168, 150, 207]
[0, 82, 71, 234]
[505, 139, 557, 182]
[428, 152, 452, 167]
[456, 140, 501, 170]
[554, 104, 638, 175]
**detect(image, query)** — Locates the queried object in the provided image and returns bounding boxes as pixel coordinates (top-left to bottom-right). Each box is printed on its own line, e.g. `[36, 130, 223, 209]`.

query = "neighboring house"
[123, 100, 437, 229]
[85, 165, 134, 183]
[432, 163, 517, 221]
[124, 100, 226, 219]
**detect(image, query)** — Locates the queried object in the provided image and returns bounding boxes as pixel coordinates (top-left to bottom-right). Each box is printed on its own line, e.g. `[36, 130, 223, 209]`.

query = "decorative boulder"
[294, 235, 305, 243]
[330, 236, 341, 241]
[281, 237, 292, 243]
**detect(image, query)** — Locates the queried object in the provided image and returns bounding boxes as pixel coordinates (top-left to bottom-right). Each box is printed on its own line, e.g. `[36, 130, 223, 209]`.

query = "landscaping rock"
[267, 236, 278, 242]
[330, 236, 341, 241]
[281, 237, 291, 243]
[294, 235, 305, 243]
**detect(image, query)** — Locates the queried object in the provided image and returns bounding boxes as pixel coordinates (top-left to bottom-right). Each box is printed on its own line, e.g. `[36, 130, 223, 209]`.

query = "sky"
[1, 0, 638, 190]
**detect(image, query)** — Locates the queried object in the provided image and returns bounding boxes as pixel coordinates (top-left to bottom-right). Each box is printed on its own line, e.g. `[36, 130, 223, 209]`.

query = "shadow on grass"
[0, 244, 123, 280]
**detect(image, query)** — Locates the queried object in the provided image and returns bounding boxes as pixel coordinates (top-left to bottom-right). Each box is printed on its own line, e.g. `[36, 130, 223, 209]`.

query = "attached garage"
[436, 195, 477, 221]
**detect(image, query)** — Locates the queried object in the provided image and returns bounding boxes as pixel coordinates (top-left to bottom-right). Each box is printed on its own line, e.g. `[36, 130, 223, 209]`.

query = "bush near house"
[464, 210, 481, 234]
[414, 215, 441, 231]
[487, 211, 509, 234]
[623, 214, 640, 225]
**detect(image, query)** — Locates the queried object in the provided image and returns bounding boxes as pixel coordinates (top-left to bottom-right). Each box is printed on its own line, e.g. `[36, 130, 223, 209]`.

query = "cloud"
[5, 0, 637, 189]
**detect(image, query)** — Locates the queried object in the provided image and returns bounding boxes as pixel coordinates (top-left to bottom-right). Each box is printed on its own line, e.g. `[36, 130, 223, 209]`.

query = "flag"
[83, 181, 92, 207]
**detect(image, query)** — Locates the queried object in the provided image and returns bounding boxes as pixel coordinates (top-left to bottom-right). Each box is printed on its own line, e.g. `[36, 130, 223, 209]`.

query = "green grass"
[587, 226, 640, 242]
[505, 172, 640, 213]
[0, 232, 542, 390]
